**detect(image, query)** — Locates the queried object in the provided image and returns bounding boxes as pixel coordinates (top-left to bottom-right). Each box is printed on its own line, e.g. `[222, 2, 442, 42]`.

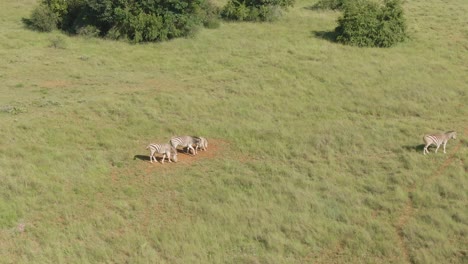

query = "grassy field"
[0, 0, 467, 263]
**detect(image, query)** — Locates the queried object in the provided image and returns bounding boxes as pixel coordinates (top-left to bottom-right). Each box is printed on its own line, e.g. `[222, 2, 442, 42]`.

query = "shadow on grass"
[133, 155, 150, 161]
[403, 144, 425, 152]
[21, 18, 33, 29]
[133, 149, 192, 162]
[133, 155, 173, 163]
[312, 31, 338, 43]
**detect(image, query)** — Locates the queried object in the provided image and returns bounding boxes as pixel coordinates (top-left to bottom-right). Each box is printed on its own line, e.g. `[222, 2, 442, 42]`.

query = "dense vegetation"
[2, 0, 467, 263]
[27, 0, 407, 47]
[312, 0, 346, 10]
[27, 0, 296, 41]
[221, 0, 295, 21]
[27, 0, 220, 42]
[335, 0, 407, 47]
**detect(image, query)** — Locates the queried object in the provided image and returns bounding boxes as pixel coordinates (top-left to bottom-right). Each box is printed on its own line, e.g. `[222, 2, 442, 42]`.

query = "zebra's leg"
[161, 154, 166, 164]
[443, 142, 447, 153]
[167, 152, 172, 163]
[423, 144, 429, 155]
[150, 150, 155, 163]
[435, 144, 440, 153]
[188, 145, 195, 155]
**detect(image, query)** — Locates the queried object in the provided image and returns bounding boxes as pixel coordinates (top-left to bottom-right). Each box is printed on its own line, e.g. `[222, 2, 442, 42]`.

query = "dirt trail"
[395, 127, 466, 263]
[309, 128, 466, 263]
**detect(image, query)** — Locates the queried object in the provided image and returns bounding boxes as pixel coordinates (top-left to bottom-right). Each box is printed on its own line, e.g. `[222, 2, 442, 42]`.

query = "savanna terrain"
[0, 0, 467, 263]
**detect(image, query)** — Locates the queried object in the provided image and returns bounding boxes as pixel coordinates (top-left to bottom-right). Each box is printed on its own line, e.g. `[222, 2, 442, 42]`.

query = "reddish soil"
[139, 139, 228, 173]
[40, 80, 70, 88]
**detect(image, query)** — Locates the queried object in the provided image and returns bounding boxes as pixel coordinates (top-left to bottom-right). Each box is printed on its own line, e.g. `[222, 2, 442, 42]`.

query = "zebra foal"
[146, 143, 178, 163]
[170, 136, 200, 155]
[423, 131, 457, 155]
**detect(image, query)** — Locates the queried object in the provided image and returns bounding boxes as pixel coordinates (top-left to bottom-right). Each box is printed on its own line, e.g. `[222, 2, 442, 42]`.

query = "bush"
[312, 0, 347, 10]
[335, 0, 407, 47]
[76, 25, 100, 38]
[26, 0, 220, 43]
[221, 0, 294, 22]
[199, 0, 221, 29]
[27, 4, 58, 32]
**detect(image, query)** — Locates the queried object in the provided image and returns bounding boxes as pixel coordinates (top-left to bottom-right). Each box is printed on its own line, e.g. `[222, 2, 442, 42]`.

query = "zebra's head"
[171, 147, 178, 162]
[448, 131, 457, 139]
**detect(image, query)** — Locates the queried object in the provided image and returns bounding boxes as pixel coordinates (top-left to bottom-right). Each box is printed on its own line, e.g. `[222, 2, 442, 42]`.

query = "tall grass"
[0, 0, 467, 263]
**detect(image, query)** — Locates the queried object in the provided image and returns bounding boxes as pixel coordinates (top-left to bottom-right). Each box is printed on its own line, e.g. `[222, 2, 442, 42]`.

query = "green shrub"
[199, 0, 221, 29]
[76, 25, 100, 38]
[26, 0, 219, 43]
[335, 0, 407, 47]
[312, 0, 347, 10]
[27, 4, 58, 32]
[221, 0, 293, 22]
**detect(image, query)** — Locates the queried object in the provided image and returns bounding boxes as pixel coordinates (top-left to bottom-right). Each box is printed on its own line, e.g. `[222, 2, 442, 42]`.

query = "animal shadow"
[403, 144, 425, 152]
[133, 155, 151, 161]
[134, 155, 170, 163]
[176, 148, 195, 155]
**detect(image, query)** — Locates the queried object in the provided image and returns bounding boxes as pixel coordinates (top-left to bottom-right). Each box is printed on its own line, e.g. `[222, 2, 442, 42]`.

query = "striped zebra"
[146, 143, 178, 163]
[195, 137, 208, 152]
[170, 136, 200, 155]
[423, 131, 457, 155]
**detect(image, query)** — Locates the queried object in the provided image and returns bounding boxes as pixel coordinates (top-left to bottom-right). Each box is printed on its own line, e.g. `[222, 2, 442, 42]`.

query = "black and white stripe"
[146, 143, 178, 163]
[423, 131, 457, 155]
[170, 136, 200, 155]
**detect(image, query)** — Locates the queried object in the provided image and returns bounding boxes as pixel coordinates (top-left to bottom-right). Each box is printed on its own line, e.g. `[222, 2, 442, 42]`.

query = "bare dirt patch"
[41, 80, 71, 88]
[136, 139, 229, 173]
[104, 139, 232, 233]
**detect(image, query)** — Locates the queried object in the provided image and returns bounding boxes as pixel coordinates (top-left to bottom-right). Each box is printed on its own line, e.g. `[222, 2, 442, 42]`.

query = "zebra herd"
[146, 136, 208, 164]
[423, 131, 457, 155]
[143, 131, 456, 163]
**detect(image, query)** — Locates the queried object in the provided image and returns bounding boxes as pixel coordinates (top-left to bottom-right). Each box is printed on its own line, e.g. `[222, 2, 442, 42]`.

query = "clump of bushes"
[25, 4, 58, 32]
[25, 0, 221, 43]
[312, 0, 347, 10]
[221, 0, 295, 22]
[334, 0, 408, 47]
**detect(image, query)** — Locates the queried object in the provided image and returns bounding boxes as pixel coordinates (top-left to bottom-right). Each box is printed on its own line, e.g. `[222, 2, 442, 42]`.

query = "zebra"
[170, 136, 200, 155]
[423, 131, 457, 155]
[195, 137, 208, 153]
[146, 143, 178, 163]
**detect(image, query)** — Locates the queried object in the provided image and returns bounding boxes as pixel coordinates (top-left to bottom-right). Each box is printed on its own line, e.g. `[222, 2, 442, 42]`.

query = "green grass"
[1, 0, 467, 263]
